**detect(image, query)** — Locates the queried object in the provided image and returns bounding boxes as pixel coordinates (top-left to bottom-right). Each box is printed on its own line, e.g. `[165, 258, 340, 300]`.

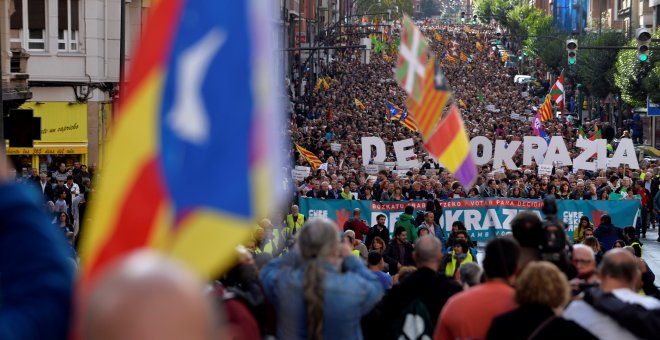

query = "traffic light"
[472, 15, 477, 24]
[566, 39, 578, 65]
[635, 28, 651, 62]
[517, 51, 523, 61]
[460, 12, 465, 23]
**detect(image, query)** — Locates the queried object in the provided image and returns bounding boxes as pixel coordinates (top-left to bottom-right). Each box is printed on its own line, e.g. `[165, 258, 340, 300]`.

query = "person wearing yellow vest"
[257, 218, 285, 256]
[254, 227, 280, 256]
[344, 230, 368, 261]
[441, 239, 474, 279]
[284, 204, 305, 238]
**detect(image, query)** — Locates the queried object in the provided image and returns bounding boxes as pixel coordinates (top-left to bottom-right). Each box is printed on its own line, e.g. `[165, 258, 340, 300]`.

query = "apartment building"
[2, 0, 149, 172]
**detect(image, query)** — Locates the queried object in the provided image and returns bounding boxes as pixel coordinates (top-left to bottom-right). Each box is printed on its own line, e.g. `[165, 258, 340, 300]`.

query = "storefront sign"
[20, 102, 88, 143]
[6, 145, 88, 155]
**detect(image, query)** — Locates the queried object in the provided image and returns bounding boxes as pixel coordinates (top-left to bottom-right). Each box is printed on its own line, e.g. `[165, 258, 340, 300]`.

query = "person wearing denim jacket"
[260, 218, 384, 340]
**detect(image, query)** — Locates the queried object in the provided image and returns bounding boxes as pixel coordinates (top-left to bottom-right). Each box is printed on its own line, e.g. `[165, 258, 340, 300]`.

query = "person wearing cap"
[343, 208, 369, 242]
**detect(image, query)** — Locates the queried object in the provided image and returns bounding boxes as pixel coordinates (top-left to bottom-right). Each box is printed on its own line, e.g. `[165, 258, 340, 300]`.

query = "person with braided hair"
[260, 218, 383, 339]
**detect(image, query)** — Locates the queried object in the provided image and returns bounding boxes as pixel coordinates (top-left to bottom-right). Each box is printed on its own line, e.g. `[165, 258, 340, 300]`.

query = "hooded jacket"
[395, 213, 417, 243]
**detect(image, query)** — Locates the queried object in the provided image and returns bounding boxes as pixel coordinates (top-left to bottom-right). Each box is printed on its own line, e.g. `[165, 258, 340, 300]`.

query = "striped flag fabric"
[399, 110, 419, 132]
[539, 95, 554, 122]
[590, 125, 601, 140]
[446, 54, 457, 63]
[406, 59, 450, 139]
[80, 0, 284, 286]
[395, 16, 429, 102]
[355, 98, 366, 110]
[423, 104, 477, 188]
[476, 42, 483, 51]
[386, 101, 403, 120]
[531, 112, 551, 144]
[295, 144, 322, 169]
[434, 30, 442, 42]
[550, 71, 565, 116]
[578, 127, 587, 139]
[460, 52, 468, 62]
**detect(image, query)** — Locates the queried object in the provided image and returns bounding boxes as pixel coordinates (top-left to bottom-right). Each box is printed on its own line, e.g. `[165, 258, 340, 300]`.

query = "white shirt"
[563, 288, 660, 340]
[66, 182, 80, 197]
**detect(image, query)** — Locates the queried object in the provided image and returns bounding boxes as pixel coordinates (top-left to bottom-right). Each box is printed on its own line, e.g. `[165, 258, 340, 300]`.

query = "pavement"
[641, 224, 660, 286]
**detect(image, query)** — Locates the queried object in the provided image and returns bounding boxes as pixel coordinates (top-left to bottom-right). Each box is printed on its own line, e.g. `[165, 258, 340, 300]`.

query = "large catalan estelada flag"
[80, 0, 283, 286]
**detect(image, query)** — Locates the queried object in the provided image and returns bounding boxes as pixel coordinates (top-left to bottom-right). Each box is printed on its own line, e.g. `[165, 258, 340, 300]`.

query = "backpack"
[393, 299, 434, 340]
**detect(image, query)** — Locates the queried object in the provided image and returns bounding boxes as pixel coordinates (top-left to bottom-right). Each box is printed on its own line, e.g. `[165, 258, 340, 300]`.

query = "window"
[10, 0, 47, 51]
[58, 0, 79, 52]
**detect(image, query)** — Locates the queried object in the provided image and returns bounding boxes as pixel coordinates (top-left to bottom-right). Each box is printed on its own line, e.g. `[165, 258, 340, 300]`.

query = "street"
[642, 226, 660, 285]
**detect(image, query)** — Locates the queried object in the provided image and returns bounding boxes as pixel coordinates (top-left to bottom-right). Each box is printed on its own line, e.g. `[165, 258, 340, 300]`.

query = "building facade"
[2, 0, 149, 172]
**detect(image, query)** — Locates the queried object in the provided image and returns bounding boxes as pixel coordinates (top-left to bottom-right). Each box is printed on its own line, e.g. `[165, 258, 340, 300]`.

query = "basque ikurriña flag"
[81, 0, 284, 286]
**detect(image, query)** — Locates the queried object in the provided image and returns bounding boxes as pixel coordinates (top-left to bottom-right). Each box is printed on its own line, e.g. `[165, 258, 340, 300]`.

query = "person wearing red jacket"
[344, 208, 369, 242]
[635, 180, 651, 238]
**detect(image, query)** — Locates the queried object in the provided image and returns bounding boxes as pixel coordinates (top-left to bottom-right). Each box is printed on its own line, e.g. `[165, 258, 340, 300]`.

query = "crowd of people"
[287, 22, 660, 241]
[2, 19, 660, 340]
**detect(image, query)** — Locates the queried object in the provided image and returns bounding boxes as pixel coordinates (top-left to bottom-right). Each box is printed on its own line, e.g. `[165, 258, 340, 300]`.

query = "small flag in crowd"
[478, 93, 486, 105]
[81, 0, 284, 288]
[459, 98, 467, 109]
[539, 95, 554, 122]
[434, 31, 442, 42]
[446, 54, 457, 63]
[579, 125, 601, 141]
[502, 51, 509, 61]
[386, 101, 404, 120]
[476, 42, 483, 51]
[355, 98, 366, 110]
[399, 109, 419, 132]
[424, 104, 477, 188]
[383, 51, 391, 62]
[295, 144, 322, 169]
[406, 59, 451, 139]
[395, 16, 429, 102]
[395, 16, 476, 188]
[460, 52, 468, 62]
[550, 71, 565, 117]
[531, 112, 551, 144]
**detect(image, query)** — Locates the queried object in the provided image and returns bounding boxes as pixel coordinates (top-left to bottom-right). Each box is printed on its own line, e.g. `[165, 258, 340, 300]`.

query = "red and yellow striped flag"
[539, 95, 554, 122]
[355, 98, 366, 110]
[446, 54, 457, 63]
[79, 0, 284, 291]
[460, 52, 468, 62]
[406, 59, 450, 139]
[400, 115, 419, 132]
[295, 144, 322, 169]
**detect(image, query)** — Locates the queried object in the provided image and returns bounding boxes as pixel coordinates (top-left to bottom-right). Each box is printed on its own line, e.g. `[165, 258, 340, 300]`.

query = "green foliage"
[523, 13, 565, 74]
[356, 0, 413, 20]
[576, 31, 626, 98]
[614, 29, 660, 107]
[474, 0, 513, 24]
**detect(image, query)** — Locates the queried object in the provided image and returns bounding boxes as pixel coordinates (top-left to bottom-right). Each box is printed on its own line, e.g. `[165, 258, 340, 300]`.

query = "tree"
[614, 29, 660, 107]
[576, 31, 626, 99]
[420, 0, 439, 17]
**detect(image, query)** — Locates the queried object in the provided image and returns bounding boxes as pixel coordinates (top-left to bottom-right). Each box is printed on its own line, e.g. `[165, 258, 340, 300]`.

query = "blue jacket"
[594, 223, 621, 252]
[0, 183, 74, 340]
[261, 252, 383, 339]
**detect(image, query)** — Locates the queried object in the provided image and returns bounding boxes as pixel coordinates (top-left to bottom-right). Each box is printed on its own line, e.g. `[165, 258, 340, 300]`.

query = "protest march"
[1, 1, 660, 340]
